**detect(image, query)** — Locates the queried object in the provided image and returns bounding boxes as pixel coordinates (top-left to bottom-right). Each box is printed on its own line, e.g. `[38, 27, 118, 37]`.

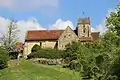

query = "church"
[23, 17, 99, 57]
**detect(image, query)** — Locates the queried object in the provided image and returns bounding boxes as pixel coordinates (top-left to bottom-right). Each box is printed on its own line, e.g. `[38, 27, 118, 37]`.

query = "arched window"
[83, 25, 86, 33]
[88, 26, 89, 37]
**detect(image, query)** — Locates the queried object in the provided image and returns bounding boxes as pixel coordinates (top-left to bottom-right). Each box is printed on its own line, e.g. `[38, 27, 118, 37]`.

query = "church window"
[83, 25, 86, 33]
[88, 29, 89, 37]
[64, 35, 66, 38]
[87, 26, 89, 37]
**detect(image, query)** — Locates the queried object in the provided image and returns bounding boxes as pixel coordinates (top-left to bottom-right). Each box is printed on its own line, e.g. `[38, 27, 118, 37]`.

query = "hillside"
[0, 60, 81, 80]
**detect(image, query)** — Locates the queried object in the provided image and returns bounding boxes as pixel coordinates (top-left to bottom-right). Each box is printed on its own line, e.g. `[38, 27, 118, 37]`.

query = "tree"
[106, 3, 120, 36]
[0, 19, 19, 52]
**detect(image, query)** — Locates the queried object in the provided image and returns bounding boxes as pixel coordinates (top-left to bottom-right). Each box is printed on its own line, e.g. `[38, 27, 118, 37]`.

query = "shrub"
[9, 52, 19, 59]
[0, 47, 9, 69]
[27, 48, 63, 59]
[110, 56, 120, 80]
[62, 64, 69, 68]
[31, 44, 41, 52]
[68, 60, 81, 71]
[62, 42, 79, 61]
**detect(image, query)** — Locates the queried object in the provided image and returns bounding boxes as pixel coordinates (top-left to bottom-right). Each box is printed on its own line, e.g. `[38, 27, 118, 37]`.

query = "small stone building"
[23, 17, 99, 57]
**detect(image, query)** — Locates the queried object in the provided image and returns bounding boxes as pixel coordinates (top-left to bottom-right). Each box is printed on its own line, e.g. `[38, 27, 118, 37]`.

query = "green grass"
[0, 60, 81, 80]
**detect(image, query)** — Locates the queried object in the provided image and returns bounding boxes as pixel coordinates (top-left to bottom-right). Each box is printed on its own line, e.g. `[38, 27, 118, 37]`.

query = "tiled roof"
[16, 42, 24, 51]
[26, 30, 64, 41]
[79, 37, 93, 42]
[91, 32, 100, 41]
[16, 42, 24, 48]
[25, 30, 99, 42]
[78, 17, 90, 24]
[79, 32, 100, 42]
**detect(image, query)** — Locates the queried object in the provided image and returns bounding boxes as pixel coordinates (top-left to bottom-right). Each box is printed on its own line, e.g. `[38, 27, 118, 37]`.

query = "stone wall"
[77, 24, 91, 38]
[42, 41, 56, 48]
[23, 41, 40, 58]
[30, 58, 63, 65]
[58, 27, 79, 50]
[23, 41, 57, 58]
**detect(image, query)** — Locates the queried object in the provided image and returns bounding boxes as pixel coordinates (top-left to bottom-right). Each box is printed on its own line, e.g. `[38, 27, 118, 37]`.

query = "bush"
[62, 42, 79, 61]
[68, 60, 81, 71]
[0, 47, 9, 69]
[62, 64, 69, 68]
[27, 48, 63, 59]
[31, 44, 41, 52]
[9, 52, 19, 59]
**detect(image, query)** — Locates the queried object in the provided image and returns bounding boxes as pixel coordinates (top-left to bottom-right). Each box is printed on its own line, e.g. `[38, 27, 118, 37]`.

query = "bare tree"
[0, 19, 19, 52]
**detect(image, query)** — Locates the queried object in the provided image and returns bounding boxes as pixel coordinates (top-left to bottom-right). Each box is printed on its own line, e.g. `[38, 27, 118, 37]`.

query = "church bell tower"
[77, 17, 91, 38]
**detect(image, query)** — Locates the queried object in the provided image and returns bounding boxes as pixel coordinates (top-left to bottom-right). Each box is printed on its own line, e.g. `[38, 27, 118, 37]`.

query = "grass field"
[0, 60, 81, 80]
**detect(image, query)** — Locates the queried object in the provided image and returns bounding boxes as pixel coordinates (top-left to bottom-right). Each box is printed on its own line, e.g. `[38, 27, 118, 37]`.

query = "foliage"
[9, 52, 19, 59]
[31, 44, 41, 52]
[62, 42, 80, 61]
[105, 6, 120, 78]
[62, 36, 120, 79]
[106, 3, 120, 36]
[28, 48, 63, 59]
[0, 47, 9, 69]
[68, 60, 81, 71]
[102, 31, 120, 47]
[109, 53, 120, 80]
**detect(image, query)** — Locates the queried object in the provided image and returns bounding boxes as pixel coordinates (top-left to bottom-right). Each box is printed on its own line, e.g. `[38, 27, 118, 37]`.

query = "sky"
[0, 0, 119, 42]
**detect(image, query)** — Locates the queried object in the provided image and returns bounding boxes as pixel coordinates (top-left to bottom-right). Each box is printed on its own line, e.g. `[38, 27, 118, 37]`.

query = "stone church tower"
[77, 17, 91, 38]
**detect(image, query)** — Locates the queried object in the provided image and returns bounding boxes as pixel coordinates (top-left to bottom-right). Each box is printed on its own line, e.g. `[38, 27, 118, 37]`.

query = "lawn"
[0, 60, 81, 80]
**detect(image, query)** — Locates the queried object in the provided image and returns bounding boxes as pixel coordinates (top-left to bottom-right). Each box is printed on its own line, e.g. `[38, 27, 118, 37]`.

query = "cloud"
[17, 18, 46, 42]
[0, 16, 45, 42]
[92, 20, 107, 35]
[50, 19, 103, 33]
[0, 0, 59, 11]
[0, 17, 10, 34]
[91, 27, 96, 32]
[49, 19, 75, 30]
[92, 8, 116, 34]
[94, 21, 107, 34]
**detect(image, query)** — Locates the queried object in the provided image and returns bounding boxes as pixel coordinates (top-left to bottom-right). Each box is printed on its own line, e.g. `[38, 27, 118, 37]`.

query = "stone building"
[23, 17, 99, 57]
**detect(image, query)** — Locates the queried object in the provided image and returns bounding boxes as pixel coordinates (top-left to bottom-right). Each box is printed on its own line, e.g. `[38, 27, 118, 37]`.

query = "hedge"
[0, 47, 9, 69]
[27, 48, 63, 59]
[31, 44, 41, 52]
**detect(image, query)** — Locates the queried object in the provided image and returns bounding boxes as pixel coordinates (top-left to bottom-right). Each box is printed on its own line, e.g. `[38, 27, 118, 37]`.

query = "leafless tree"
[0, 19, 19, 52]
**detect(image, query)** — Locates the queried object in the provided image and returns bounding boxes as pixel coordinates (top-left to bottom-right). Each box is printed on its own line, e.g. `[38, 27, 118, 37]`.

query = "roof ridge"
[91, 32, 100, 33]
[27, 29, 65, 32]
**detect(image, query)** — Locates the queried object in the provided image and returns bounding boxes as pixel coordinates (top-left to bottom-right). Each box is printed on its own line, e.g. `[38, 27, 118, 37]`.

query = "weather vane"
[82, 12, 85, 17]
